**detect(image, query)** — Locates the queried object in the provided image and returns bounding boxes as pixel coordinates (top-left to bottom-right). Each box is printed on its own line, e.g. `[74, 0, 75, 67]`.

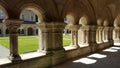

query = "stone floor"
[54, 46, 120, 68]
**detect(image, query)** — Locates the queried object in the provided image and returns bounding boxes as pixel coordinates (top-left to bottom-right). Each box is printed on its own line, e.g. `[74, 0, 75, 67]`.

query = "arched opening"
[18, 29, 21, 35]
[18, 5, 44, 54]
[113, 16, 120, 44]
[0, 29, 2, 35]
[63, 14, 75, 48]
[5, 29, 9, 34]
[0, 29, 2, 37]
[21, 29, 24, 35]
[103, 20, 109, 42]
[27, 27, 33, 36]
[0, 6, 9, 59]
[96, 18, 104, 44]
[36, 29, 38, 35]
[78, 16, 89, 47]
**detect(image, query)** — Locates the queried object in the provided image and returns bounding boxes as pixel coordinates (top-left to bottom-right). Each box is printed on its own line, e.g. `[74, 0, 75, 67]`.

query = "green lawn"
[0, 35, 71, 54]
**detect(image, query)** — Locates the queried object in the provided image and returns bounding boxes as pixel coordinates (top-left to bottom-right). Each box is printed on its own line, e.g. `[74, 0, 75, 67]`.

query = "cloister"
[0, 0, 120, 68]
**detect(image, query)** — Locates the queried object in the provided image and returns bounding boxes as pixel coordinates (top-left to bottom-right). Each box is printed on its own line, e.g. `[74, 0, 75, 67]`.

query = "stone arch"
[114, 15, 120, 27]
[97, 18, 103, 26]
[103, 20, 109, 26]
[27, 27, 33, 36]
[19, 3, 45, 23]
[62, 0, 96, 25]
[65, 13, 75, 24]
[103, 7, 114, 26]
[0, 5, 8, 19]
[79, 15, 89, 26]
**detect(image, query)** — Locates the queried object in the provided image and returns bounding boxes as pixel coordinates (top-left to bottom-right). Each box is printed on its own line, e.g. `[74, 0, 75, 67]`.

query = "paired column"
[38, 23, 66, 54]
[96, 26, 104, 43]
[66, 24, 80, 47]
[113, 27, 120, 43]
[4, 19, 23, 62]
[103, 27, 114, 45]
[79, 25, 97, 52]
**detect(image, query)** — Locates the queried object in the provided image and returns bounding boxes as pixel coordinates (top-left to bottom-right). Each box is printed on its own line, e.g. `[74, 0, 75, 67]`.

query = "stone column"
[103, 27, 109, 42]
[80, 25, 98, 52]
[113, 27, 120, 43]
[103, 27, 114, 46]
[38, 23, 66, 65]
[109, 27, 114, 46]
[2, 24, 6, 36]
[38, 23, 66, 53]
[71, 31, 75, 45]
[96, 29, 99, 43]
[97, 26, 104, 43]
[4, 19, 23, 62]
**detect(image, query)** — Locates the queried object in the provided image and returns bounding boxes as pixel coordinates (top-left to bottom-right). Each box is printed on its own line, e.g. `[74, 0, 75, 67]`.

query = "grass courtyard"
[0, 35, 71, 54]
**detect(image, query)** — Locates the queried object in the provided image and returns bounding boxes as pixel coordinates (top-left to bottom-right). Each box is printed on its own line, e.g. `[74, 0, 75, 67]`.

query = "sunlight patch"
[73, 58, 97, 64]
[110, 47, 120, 50]
[88, 53, 107, 59]
[103, 49, 118, 52]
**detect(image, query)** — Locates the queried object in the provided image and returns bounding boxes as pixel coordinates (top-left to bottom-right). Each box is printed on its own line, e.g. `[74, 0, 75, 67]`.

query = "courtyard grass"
[0, 35, 71, 54]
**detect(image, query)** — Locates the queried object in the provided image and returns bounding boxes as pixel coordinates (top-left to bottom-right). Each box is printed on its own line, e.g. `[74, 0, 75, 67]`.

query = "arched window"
[0, 29, 2, 34]
[28, 27, 33, 36]
[6, 29, 9, 34]
[21, 29, 24, 34]
[36, 29, 38, 35]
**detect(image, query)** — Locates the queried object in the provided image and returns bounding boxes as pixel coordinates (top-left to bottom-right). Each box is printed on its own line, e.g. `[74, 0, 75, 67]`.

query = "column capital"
[98, 26, 104, 29]
[4, 19, 23, 33]
[38, 22, 66, 32]
[104, 27, 114, 31]
[65, 24, 81, 31]
[80, 25, 97, 31]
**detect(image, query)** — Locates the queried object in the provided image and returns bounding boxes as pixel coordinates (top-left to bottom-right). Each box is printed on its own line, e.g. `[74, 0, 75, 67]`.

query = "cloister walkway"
[54, 45, 120, 68]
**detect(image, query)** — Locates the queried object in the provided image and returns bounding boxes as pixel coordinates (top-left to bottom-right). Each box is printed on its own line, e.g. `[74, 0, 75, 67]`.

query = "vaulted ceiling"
[0, 0, 120, 26]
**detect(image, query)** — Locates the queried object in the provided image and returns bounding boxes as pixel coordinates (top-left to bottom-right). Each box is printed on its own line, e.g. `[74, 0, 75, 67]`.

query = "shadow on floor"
[54, 46, 120, 68]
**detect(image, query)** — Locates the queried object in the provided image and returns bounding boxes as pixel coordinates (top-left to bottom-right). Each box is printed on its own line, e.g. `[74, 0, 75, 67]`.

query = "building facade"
[0, 10, 38, 36]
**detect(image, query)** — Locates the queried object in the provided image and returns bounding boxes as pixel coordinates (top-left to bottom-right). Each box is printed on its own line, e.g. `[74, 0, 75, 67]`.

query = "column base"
[9, 54, 21, 62]
[51, 49, 66, 65]
[37, 50, 53, 54]
[89, 43, 98, 53]
[110, 40, 114, 46]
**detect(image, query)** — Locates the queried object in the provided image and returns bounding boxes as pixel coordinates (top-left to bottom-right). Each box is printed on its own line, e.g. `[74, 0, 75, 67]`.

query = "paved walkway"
[54, 46, 120, 68]
[0, 45, 9, 59]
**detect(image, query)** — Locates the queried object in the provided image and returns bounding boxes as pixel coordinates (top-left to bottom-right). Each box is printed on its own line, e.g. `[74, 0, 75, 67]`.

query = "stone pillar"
[2, 24, 6, 36]
[38, 23, 67, 65]
[103, 27, 109, 42]
[38, 23, 66, 53]
[79, 25, 98, 52]
[71, 31, 75, 45]
[96, 29, 99, 43]
[4, 19, 22, 62]
[97, 26, 104, 43]
[109, 27, 114, 46]
[103, 27, 114, 46]
[113, 27, 120, 43]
